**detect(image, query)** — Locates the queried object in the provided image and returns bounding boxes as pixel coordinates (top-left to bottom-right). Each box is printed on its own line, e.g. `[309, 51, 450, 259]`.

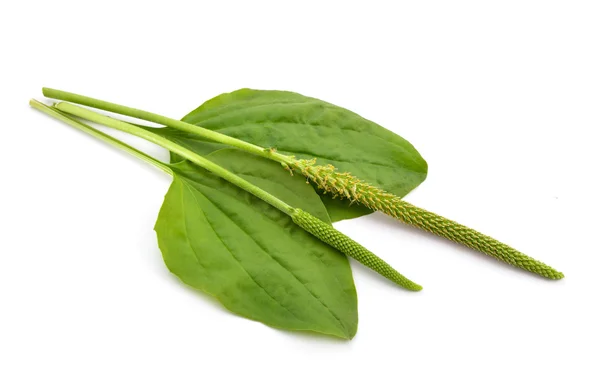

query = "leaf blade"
[155, 151, 358, 338]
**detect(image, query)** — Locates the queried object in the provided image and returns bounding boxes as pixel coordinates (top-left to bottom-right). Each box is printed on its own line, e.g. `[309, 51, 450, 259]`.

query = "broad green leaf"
[150, 89, 428, 222]
[155, 149, 358, 339]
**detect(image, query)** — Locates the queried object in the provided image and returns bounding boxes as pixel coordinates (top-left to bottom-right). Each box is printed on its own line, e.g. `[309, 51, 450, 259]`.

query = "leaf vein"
[193, 182, 348, 335]
[182, 181, 306, 324]
[179, 180, 207, 270]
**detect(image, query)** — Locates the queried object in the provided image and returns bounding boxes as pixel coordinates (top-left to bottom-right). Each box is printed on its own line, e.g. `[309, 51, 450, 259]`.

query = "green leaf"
[149, 88, 428, 222]
[155, 149, 358, 339]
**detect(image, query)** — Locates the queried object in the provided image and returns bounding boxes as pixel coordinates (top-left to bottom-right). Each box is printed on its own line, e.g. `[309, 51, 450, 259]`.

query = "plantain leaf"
[155, 149, 358, 339]
[148, 89, 428, 222]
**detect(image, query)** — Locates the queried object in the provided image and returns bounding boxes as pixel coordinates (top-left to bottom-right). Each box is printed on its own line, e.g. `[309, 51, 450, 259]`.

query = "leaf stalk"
[30, 99, 173, 175]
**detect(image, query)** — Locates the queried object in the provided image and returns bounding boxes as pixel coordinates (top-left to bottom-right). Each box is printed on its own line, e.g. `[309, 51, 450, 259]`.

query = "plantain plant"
[32, 86, 564, 338]
[31, 100, 421, 339]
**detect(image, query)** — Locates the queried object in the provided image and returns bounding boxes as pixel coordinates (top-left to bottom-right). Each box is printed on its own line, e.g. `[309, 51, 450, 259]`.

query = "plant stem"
[29, 99, 172, 175]
[42, 88, 293, 166]
[53, 102, 295, 216]
[44, 101, 421, 290]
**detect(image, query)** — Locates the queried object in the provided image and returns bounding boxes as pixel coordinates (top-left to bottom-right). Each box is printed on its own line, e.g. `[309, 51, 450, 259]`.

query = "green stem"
[29, 99, 172, 175]
[53, 101, 295, 216]
[42, 87, 293, 166]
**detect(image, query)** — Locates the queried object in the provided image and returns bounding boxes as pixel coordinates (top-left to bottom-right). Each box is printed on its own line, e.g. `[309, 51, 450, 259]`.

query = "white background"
[1, 1, 599, 386]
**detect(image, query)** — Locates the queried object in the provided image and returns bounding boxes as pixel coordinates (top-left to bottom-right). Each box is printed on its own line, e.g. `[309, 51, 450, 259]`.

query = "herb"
[32, 99, 425, 337]
[42, 88, 563, 279]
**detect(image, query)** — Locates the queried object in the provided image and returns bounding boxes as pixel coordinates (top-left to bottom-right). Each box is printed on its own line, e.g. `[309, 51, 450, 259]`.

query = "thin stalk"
[49, 101, 421, 291]
[42, 88, 563, 279]
[54, 102, 294, 216]
[29, 99, 172, 175]
[42, 87, 292, 166]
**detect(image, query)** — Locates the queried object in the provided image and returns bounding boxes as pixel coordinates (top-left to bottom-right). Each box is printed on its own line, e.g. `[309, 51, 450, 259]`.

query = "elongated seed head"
[291, 208, 422, 291]
[287, 158, 564, 280]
